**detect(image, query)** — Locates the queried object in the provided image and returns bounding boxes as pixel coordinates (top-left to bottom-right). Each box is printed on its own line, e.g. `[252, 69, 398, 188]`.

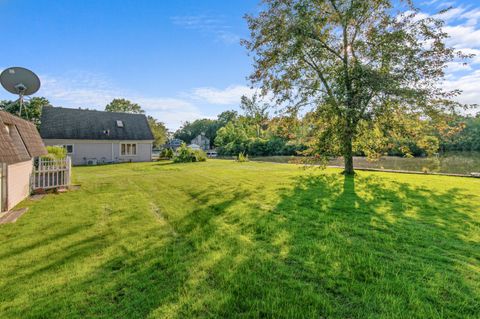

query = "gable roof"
[39, 107, 154, 141]
[0, 111, 47, 164]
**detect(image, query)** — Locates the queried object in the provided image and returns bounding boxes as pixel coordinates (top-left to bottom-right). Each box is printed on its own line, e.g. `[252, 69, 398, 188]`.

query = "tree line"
[173, 94, 480, 157]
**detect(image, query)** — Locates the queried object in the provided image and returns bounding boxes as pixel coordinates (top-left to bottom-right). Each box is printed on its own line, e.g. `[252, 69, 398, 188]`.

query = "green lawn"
[0, 160, 479, 318]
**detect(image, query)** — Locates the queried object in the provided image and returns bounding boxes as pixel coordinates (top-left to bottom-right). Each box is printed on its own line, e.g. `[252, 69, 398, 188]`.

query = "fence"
[32, 157, 71, 190]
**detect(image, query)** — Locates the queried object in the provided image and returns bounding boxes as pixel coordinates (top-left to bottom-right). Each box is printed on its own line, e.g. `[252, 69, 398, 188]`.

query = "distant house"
[191, 133, 210, 151]
[165, 138, 183, 150]
[39, 107, 154, 165]
[0, 111, 47, 212]
[187, 144, 201, 150]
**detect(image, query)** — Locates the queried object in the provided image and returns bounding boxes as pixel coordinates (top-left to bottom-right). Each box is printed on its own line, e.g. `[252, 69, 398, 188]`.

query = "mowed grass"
[0, 160, 479, 318]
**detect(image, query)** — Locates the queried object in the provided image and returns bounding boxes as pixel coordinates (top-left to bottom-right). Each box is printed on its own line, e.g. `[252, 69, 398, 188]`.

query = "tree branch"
[302, 50, 341, 110]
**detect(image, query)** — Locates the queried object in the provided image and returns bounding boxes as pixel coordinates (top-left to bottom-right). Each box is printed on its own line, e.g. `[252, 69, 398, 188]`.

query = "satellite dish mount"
[0, 67, 41, 118]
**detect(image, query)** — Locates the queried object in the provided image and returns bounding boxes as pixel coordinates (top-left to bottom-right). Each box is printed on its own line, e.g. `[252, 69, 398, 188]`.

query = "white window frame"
[120, 143, 137, 156]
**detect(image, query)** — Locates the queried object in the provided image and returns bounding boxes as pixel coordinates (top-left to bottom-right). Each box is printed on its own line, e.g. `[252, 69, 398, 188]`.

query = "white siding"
[43, 139, 153, 165]
[6, 160, 33, 211]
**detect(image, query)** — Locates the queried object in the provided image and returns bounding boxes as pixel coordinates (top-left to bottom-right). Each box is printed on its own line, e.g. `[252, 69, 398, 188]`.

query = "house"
[165, 138, 183, 150]
[39, 107, 154, 165]
[0, 111, 47, 212]
[187, 143, 201, 150]
[191, 133, 210, 150]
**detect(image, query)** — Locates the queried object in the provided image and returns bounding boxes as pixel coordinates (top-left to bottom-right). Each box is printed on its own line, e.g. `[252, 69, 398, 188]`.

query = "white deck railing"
[32, 157, 71, 190]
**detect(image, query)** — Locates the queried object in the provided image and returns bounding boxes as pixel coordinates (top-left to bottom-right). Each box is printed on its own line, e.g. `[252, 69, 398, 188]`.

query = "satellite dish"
[1, 67, 40, 96]
[0, 67, 41, 117]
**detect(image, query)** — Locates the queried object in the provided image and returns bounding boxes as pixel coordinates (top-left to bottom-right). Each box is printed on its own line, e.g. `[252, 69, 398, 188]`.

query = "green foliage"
[0, 97, 51, 126]
[174, 111, 238, 147]
[237, 152, 249, 162]
[105, 98, 144, 114]
[173, 143, 207, 163]
[217, 110, 238, 126]
[174, 119, 215, 146]
[441, 114, 480, 152]
[1, 161, 479, 318]
[160, 148, 174, 159]
[41, 146, 67, 160]
[192, 149, 207, 162]
[417, 136, 440, 157]
[147, 116, 169, 148]
[215, 122, 249, 155]
[214, 116, 306, 157]
[243, 0, 468, 174]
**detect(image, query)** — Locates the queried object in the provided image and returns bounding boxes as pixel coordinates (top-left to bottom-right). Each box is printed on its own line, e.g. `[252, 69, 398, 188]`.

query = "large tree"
[243, 0, 468, 174]
[147, 116, 169, 148]
[105, 98, 144, 114]
[240, 94, 270, 137]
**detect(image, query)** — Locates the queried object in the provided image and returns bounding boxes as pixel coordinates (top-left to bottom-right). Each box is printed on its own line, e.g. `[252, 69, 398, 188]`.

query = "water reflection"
[247, 152, 480, 175]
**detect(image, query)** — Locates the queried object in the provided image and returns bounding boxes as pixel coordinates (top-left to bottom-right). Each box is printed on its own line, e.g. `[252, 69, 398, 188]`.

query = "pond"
[246, 152, 480, 175]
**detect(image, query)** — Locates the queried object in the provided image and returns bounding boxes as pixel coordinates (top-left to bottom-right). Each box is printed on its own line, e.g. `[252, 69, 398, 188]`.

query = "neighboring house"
[0, 111, 47, 212]
[165, 138, 183, 150]
[187, 143, 201, 150]
[39, 107, 154, 165]
[191, 133, 210, 151]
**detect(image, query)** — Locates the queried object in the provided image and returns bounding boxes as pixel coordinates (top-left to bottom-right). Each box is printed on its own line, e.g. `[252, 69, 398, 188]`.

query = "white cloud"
[35, 71, 213, 129]
[171, 15, 240, 44]
[415, 2, 480, 110]
[28, 71, 260, 129]
[443, 70, 480, 110]
[444, 25, 480, 49]
[445, 61, 472, 73]
[191, 85, 254, 105]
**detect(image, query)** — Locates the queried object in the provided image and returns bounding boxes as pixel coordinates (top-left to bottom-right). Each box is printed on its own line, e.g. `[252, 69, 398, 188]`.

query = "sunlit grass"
[0, 160, 479, 318]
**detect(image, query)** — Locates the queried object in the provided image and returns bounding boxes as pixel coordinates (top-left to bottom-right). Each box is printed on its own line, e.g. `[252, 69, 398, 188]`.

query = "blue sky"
[0, 0, 479, 129]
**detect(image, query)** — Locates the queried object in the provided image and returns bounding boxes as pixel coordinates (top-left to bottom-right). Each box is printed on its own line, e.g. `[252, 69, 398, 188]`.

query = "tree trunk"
[343, 128, 355, 176]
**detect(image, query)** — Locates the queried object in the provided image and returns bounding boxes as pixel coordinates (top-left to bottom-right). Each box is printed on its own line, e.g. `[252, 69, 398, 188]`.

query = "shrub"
[173, 143, 207, 163]
[237, 152, 249, 162]
[165, 148, 174, 159]
[193, 149, 207, 162]
[160, 148, 174, 159]
[41, 146, 67, 160]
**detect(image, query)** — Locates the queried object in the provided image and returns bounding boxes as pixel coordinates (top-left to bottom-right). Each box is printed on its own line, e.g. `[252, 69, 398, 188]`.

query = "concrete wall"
[6, 160, 32, 211]
[43, 139, 153, 165]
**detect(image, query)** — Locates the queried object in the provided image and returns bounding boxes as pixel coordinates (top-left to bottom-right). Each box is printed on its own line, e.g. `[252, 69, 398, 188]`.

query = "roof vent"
[116, 120, 124, 128]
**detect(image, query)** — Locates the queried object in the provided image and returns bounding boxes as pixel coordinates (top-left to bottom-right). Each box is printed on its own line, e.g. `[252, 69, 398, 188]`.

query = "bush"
[237, 152, 249, 162]
[173, 143, 207, 163]
[42, 146, 67, 160]
[192, 149, 207, 162]
[160, 148, 174, 159]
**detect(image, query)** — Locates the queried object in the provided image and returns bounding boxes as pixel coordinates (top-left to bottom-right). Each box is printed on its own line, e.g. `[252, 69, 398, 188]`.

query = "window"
[117, 120, 124, 127]
[121, 143, 137, 156]
[61, 144, 74, 154]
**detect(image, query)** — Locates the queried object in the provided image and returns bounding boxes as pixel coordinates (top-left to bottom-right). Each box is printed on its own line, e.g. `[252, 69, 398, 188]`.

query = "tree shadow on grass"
[0, 171, 478, 318]
[244, 173, 480, 318]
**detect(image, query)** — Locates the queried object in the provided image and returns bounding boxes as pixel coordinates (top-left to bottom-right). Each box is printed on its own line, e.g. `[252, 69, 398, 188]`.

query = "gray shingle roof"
[39, 107, 154, 141]
[0, 111, 47, 164]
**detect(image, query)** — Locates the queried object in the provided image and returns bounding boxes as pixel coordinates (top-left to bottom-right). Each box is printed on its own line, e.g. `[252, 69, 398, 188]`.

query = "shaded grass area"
[0, 160, 479, 318]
